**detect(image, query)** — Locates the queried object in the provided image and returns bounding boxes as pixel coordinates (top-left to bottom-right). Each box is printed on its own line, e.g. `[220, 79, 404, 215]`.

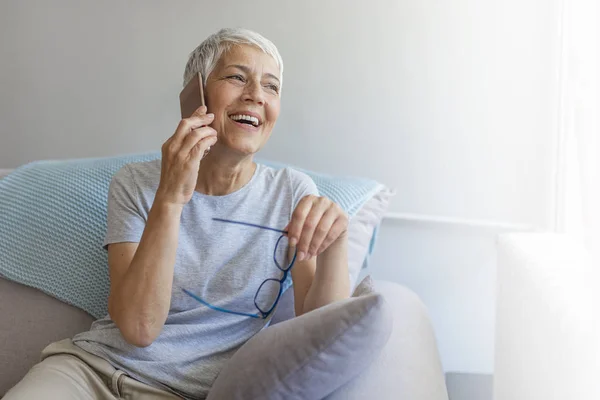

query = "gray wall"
[0, 0, 560, 374]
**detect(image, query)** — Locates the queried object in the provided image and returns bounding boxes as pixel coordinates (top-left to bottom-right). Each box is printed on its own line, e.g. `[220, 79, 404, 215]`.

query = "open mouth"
[229, 114, 261, 127]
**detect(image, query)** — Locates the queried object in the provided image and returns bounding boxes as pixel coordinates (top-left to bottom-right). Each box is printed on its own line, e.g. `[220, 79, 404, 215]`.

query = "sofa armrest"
[327, 280, 448, 400]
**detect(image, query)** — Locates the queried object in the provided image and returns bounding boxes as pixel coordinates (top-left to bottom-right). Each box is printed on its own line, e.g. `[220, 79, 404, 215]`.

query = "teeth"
[230, 114, 259, 126]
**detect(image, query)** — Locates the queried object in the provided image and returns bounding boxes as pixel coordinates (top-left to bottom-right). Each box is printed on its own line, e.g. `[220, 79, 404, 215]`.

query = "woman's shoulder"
[256, 163, 318, 200]
[113, 159, 160, 181]
[110, 159, 161, 193]
[258, 163, 315, 188]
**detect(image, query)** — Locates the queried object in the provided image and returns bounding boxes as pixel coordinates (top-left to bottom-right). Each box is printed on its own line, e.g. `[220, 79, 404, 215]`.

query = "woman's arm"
[108, 106, 217, 347]
[288, 196, 350, 315]
[108, 201, 183, 347]
[303, 233, 350, 313]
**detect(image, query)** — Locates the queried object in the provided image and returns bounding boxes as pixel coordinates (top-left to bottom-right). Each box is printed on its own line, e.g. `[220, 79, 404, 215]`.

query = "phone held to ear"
[178, 72, 213, 159]
[179, 72, 205, 119]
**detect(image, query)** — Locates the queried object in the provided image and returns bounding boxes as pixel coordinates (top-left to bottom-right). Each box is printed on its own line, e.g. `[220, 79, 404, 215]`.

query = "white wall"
[0, 0, 560, 374]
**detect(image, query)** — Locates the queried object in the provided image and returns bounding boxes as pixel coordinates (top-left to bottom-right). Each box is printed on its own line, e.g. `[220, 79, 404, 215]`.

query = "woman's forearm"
[112, 200, 182, 346]
[302, 234, 350, 313]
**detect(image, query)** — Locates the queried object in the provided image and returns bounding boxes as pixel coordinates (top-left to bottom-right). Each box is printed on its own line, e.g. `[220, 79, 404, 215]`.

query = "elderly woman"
[5, 28, 350, 400]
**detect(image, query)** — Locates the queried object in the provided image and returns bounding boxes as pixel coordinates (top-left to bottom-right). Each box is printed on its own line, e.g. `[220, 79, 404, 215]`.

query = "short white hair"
[183, 28, 284, 89]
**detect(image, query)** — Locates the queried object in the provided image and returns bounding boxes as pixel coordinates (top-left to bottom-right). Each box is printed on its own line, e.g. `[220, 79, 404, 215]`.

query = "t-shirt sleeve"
[288, 168, 319, 212]
[103, 165, 147, 248]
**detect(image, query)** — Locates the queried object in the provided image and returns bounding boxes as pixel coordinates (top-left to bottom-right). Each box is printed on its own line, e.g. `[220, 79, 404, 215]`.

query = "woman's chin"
[219, 141, 261, 157]
[236, 145, 261, 156]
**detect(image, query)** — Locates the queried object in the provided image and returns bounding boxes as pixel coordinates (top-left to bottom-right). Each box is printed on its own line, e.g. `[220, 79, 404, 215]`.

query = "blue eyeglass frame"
[182, 217, 297, 319]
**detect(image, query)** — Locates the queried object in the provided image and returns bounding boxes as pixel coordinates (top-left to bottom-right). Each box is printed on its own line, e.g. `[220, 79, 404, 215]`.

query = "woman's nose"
[242, 81, 265, 105]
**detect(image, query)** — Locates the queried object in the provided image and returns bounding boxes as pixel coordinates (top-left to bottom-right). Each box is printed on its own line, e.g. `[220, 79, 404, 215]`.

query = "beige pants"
[4, 339, 183, 400]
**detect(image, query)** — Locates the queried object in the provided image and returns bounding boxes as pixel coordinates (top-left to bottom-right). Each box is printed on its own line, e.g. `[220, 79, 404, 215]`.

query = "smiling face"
[204, 44, 281, 157]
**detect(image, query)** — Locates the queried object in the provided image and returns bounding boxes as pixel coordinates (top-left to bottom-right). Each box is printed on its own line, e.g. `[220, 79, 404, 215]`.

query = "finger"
[191, 105, 208, 117]
[179, 126, 217, 156]
[287, 196, 314, 248]
[172, 113, 214, 146]
[307, 207, 337, 258]
[296, 198, 330, 260]
[190, 134, 218, 162]
[182, 112, 214, 133]
[316, 216, 347, 255]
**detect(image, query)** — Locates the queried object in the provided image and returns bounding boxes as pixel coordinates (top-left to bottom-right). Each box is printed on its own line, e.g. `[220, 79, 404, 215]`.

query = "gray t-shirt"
[73, 159, 318, 399]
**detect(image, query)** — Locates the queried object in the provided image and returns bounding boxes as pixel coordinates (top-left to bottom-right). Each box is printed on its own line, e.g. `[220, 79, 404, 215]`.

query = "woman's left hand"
[286, 195, 348, 261]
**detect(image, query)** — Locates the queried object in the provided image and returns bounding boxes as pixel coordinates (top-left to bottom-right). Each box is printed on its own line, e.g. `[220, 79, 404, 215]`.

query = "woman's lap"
[4, 354, 115, 400]
[4, 339, 183, 400]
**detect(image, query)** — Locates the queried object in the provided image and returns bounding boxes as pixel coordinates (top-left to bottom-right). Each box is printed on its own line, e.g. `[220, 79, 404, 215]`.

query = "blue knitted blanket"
[0, 153, 382, 318]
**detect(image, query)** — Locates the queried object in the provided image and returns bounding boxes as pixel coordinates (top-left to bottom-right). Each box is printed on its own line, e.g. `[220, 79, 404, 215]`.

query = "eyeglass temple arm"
[212, 218, 288, 234]
[182, 288, 261, 319]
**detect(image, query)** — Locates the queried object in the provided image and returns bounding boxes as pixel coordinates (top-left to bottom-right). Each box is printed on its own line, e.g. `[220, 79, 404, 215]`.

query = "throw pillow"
[346, 188, 394, 289]
[206, 276, 391, 400]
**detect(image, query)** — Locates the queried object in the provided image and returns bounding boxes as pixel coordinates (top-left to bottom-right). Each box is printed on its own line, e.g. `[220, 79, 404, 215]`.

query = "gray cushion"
[0, 277, 94, 396]
[207, 276, 392, 400]
[326, 280, 449, 400]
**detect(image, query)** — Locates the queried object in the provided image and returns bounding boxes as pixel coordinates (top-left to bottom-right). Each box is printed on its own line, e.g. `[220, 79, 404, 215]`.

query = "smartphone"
[179, 72, 205, 119]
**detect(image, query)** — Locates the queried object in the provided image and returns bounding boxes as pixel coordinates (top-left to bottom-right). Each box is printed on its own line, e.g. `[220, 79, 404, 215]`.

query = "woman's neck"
[195, 150, 256, 196]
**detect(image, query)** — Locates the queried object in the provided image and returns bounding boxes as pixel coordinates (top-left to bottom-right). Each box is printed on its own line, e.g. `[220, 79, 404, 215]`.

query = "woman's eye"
[228, 75, 245, 82]
[266, 84, 280, 93]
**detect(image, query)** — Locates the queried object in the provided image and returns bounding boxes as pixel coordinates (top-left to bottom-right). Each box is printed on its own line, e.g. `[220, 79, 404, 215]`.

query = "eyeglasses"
[182, 217, 297, 319]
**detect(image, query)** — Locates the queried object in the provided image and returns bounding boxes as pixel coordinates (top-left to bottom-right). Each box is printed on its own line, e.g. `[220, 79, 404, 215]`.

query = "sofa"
[0, 166, 449, 399]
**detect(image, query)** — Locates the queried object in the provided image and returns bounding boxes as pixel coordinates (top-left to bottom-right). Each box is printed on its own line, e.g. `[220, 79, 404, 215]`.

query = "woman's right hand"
[156, 106, 217, 206]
